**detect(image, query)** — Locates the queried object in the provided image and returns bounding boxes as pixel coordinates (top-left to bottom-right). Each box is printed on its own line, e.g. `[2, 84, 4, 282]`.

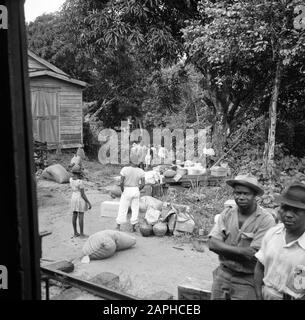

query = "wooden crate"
[207, 176, 226, 187]
[164, 175, 208, 188]
[178, 281, 211, 300]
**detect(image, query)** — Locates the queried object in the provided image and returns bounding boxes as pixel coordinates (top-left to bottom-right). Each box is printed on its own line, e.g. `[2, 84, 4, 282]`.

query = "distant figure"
[158, 145, 168, 165]
[130, 141, 139, 155]
[151, 144, 158, 166]
[145, 145, 154, 170]
[69, 147, 86, 173]
[138, 140, 147, 170]
[176, 148, 184, 164]
[254, 182, 305, 300]
[76, 146, 86, 160]
[70, 167, 91, 238]
[208, 174, 275, 300]
[116, 152, 145, 232]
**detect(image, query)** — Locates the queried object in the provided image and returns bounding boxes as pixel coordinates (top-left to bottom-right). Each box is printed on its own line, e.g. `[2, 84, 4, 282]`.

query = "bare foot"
[71, 233, 80, 238]
[79, 234, 89, 239]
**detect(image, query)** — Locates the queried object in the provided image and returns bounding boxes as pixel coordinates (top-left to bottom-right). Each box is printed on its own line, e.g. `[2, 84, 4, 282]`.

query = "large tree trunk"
[203, 71, 229, 158]
[264, 61, 282, 176]
[212, 113, 229, 158]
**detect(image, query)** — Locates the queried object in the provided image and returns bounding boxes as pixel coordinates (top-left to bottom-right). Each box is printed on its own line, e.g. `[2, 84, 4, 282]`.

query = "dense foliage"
[27, 0, 305, 162]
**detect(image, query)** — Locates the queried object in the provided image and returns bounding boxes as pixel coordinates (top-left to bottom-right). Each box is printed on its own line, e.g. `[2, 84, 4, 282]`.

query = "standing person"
[70, 168, 91, 238]
[254, 182, 305, 300]
[151, 144, 158, 166]
[145, 145, 154, 170]
[208, 174, 275, 300]
[76, 146, 86, 160]
[175, 148, 184, 164]
[116, 152, 145, 232]
[69, 147, 87, 176]
[130, 141, 139, 155]
[158, 144, 168, 165]
[69, 152, 82, 171]
[138, 140, 147, 170]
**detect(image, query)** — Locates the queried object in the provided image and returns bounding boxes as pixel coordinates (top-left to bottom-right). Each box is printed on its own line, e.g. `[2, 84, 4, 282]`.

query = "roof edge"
[29, 70, 87, 88]
[28, 50, 69, 77]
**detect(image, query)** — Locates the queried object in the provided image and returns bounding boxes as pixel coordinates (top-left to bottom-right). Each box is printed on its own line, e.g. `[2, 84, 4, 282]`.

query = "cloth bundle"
[41, 164, 71, 183]
[82, 230, 136, 261]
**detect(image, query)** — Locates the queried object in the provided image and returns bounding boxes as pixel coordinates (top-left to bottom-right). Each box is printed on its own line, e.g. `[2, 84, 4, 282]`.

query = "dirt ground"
[37, 158, 218, 299]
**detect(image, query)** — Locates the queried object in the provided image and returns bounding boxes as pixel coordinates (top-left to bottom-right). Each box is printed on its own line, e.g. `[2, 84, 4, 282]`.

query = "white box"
[100, 200, 120, 218]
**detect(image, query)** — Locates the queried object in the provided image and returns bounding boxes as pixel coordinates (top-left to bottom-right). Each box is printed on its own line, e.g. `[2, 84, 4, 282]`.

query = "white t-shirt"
[120, 166, 145, 187]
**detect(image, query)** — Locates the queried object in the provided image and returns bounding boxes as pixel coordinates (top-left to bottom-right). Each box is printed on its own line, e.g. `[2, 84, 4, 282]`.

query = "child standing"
[70, 168, 91, 238]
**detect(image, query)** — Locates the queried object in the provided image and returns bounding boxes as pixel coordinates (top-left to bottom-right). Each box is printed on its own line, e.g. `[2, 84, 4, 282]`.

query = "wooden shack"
[28, 50, 87, 149]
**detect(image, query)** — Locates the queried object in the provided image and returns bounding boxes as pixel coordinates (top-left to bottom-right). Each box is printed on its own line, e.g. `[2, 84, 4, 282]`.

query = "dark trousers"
[211, 265, 257, 300]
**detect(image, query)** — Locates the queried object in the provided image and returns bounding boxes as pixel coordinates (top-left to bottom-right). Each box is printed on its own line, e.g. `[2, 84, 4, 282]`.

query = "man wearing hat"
[208, 174, 276, 300]
[254, 182, 305, 300]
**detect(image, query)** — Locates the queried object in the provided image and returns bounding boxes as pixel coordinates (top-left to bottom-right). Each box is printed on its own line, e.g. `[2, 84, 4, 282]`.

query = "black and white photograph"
[1, 0, 305, 305]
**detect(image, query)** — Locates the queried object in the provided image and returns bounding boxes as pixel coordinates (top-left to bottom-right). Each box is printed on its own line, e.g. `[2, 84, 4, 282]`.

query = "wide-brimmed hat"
[226, 174, 264, 196]
[275, 182, 305, 210]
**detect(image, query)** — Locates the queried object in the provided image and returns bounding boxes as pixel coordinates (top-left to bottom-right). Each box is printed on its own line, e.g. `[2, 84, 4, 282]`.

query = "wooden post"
[0, 0, 41, 299]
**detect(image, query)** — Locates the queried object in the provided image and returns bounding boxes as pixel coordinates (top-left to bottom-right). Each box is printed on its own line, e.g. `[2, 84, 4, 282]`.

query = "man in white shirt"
[116, 152, 145, 232]
[254, 182, 305, 300]
[158, 145, 168, 165]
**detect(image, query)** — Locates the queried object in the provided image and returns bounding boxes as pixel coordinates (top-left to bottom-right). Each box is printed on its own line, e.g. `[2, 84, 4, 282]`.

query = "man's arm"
[254, 261, 264, 300]
[120, 176, 125, 192]
[139, 177, 145, 190]
[208, 237, 257, 262]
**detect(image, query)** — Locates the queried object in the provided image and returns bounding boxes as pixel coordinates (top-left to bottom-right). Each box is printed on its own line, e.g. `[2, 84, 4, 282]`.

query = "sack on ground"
[141, 196, 163, 211]
[41, 168, 53, 180]
[145, 207, 161, 225]
[103, 230, 136, 251]
[139, 198, 148, 212]
[110, 185, 122, 198]
[82, 231, 116, 260]
[175, 211, 195, 234]
[44, 164, 71, 183]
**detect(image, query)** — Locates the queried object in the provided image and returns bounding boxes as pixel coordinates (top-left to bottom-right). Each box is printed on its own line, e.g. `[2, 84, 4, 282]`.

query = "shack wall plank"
[29, 70, 84, 149]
